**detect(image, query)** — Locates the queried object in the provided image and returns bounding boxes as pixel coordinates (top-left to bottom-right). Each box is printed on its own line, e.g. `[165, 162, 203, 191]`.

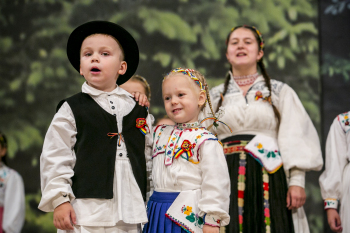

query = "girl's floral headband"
[165, 68, 207, 92]
[230, 25, 265, 50]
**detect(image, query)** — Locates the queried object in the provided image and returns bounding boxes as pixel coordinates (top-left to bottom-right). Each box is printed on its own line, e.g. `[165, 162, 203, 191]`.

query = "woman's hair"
[164, 68, 216, 118]
[0, 131, 8, 165]
[217, 26, 281, 126]
[129, 75, 151, 101]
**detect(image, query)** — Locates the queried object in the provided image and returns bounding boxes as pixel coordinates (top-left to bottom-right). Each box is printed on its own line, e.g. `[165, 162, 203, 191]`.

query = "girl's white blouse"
[202, 75, 323, 178]
[152, 124, 230, 225]
[319, 112, 350, 231]
[0, 163, 25, 233]
[201, 74, 323, 233]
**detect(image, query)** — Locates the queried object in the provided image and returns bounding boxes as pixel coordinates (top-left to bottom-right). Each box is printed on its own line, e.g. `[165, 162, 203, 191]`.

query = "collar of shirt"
[82, 82, 134, 98]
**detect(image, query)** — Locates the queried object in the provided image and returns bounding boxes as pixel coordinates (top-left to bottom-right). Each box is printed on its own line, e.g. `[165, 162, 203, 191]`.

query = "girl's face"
[226, 27, 264, 70]
[162, 74, 206, 124]
[120, 80, 146, 96]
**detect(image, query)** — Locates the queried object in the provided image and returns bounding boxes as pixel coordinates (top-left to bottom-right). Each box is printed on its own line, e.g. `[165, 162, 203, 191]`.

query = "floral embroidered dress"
[201, 74, 323, 233]
[144, 122, 230, 233]
[319, 111, 350, 232]
[0, 162, 25, 233]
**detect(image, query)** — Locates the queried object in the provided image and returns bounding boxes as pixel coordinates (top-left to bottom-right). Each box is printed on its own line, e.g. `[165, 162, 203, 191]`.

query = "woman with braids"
[143, 68, 230, 233]
[201, 26, 323, 233]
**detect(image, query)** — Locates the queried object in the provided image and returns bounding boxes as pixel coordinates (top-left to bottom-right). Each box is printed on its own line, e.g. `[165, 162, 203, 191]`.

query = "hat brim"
[67, 21, 139, 85]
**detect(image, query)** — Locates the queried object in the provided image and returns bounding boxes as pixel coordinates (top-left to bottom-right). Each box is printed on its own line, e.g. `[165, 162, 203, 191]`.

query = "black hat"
[67, 21, 139, 85]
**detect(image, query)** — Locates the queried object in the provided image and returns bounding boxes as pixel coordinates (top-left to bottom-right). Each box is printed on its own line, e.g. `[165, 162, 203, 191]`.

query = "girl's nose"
[171, 97, 178, 105]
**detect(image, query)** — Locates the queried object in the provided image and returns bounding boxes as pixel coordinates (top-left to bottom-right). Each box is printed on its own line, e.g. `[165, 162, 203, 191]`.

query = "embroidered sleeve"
[204, 214, 222, 227]
[319, 115, 348, 209]
[197, 140, 230, 226]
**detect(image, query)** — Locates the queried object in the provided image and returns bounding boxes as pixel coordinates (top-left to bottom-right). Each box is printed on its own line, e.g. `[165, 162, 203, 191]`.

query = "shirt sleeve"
[38, 102, 77, 212]
[3, 170, 25, 233]
[277, 84, 323, 172]
[319, 116, 348, 209]
[197, 140, 230, 227]
[145, 113, 154, 201]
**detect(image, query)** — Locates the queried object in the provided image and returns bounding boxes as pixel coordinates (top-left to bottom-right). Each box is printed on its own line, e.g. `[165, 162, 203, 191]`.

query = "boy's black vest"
[56, 93, 148, 201]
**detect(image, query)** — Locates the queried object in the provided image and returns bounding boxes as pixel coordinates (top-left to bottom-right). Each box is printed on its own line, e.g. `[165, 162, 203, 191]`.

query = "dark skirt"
[143, 191, 188, 233]
[223, 135, 294, 233]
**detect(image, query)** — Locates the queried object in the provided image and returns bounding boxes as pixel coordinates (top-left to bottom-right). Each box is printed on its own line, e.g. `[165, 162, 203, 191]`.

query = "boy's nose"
[91, 54, 99, 62]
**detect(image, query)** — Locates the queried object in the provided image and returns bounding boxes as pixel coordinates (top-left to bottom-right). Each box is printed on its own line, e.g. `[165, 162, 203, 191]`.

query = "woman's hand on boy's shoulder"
[132, 92, 150, 107]
[53, 202, 76, 230]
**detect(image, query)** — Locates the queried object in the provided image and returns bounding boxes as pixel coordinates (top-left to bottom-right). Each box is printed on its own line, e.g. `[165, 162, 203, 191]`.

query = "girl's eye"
[178, 93, 184, 97]
[164, 97, 170, 101]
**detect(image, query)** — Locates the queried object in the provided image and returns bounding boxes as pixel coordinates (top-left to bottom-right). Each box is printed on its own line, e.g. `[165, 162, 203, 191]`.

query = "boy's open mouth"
[91, 67, 101, 72]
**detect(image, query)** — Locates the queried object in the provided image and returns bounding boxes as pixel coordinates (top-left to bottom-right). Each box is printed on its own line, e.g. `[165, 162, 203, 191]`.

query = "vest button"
[119, 153, 123, 157]
[110, 101, 113, 104]
[112, 106, 115, 109]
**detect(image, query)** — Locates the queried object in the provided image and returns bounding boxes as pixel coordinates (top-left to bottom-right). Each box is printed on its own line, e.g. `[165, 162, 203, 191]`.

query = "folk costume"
[39, 21, 151, 233]
[0, 162, 25, 233]
[319, 111, 350, 232]
[143, 122, 230, 233]
[202, 73, 323, 233]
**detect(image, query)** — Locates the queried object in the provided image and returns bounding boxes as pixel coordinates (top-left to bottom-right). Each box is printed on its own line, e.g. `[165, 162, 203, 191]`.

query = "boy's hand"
[53, 202, 76, 230]
[133, 92, 150, 107]
[286, 186, 306, 210]
[327, 208, 342, 232]
[203, 225, 220, 233]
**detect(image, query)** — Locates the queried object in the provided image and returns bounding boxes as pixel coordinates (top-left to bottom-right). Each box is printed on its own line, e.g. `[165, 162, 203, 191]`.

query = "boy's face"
[80, 34, 127, 92]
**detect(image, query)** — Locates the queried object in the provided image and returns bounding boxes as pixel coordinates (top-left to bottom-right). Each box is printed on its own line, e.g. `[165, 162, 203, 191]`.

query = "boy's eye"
[102, 52, 109, 56]
[84, 52, 92, 56]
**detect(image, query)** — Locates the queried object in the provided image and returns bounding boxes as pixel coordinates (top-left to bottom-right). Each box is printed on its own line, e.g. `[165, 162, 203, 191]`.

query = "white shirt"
[0, 163, 25, 233]
[152, 124, 230, 226]
[319, 112, 350, 231]
[38, 82, 153, 226]
[202, 75, 323, 187]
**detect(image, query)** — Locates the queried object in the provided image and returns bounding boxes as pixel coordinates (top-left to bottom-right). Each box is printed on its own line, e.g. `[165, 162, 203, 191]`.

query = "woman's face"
[226, 27, 264, 70]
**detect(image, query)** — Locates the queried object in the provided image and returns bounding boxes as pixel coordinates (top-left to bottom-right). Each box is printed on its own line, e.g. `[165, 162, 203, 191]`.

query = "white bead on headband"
[165, 68, 207, 92]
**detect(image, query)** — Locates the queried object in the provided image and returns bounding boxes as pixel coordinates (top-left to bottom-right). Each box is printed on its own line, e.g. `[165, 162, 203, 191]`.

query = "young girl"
[0, 131, 25, 233]
[319, 111, 350, 232]
[201, 26, 323, 233]
[120, 75, 152, 102]
[143, 68, 230, 233]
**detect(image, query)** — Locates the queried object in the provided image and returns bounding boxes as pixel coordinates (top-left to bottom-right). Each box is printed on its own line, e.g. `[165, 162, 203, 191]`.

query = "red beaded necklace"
[232, 73, 259, 86]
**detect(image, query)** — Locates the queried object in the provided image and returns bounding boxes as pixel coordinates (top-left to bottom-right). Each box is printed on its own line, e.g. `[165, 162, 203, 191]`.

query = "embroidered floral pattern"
[181, 205, 204, 227]
[324, 198, 338, 209]
[255, 91, 272, 104]
[136, 118, 149, 135]
[262, 168, 271, 233]
[338, 111, 350, 133]
[238, 151, 247, 233]
[256, 143, 281, 159]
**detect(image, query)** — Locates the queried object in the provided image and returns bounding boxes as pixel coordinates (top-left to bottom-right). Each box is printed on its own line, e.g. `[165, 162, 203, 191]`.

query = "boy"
[38, 21, 153, 233]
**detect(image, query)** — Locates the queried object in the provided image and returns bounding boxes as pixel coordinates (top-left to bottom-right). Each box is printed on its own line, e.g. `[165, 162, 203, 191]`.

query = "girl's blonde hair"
[129, 75, 151, 101]
[164, 68, 216, 117]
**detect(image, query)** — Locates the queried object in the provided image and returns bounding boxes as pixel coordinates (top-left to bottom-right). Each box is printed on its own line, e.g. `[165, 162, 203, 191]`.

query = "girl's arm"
[3, 170, 25, 233]
[319, 115, 348, 225]
[198, 140, 230, 228]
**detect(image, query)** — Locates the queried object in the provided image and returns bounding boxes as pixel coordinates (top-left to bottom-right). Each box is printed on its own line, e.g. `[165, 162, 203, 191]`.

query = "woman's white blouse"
[319, 112, 350, 210]
[38, 82, 153, 226]
[0, 163, 25, 233]
[152, 125, 230, 225]
[202, 75, 323, 187]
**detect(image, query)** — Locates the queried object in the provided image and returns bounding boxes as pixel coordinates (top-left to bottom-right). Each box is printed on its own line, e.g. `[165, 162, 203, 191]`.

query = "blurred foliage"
[0, 0, 321, 232]
[322, 53, 350, 81]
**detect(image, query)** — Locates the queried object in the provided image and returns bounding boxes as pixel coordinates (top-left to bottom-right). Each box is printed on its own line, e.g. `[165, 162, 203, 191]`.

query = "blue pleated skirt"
[143, 191, 187, 233]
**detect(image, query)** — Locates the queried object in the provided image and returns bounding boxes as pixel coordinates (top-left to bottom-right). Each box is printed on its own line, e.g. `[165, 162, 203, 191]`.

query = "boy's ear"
[118, 61, 127, 75]
[198, 90, 206, 107]
[79, 66, 84, 76]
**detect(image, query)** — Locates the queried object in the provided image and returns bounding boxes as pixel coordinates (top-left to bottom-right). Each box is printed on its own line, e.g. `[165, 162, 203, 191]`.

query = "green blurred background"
[0, 0, 348, 232]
